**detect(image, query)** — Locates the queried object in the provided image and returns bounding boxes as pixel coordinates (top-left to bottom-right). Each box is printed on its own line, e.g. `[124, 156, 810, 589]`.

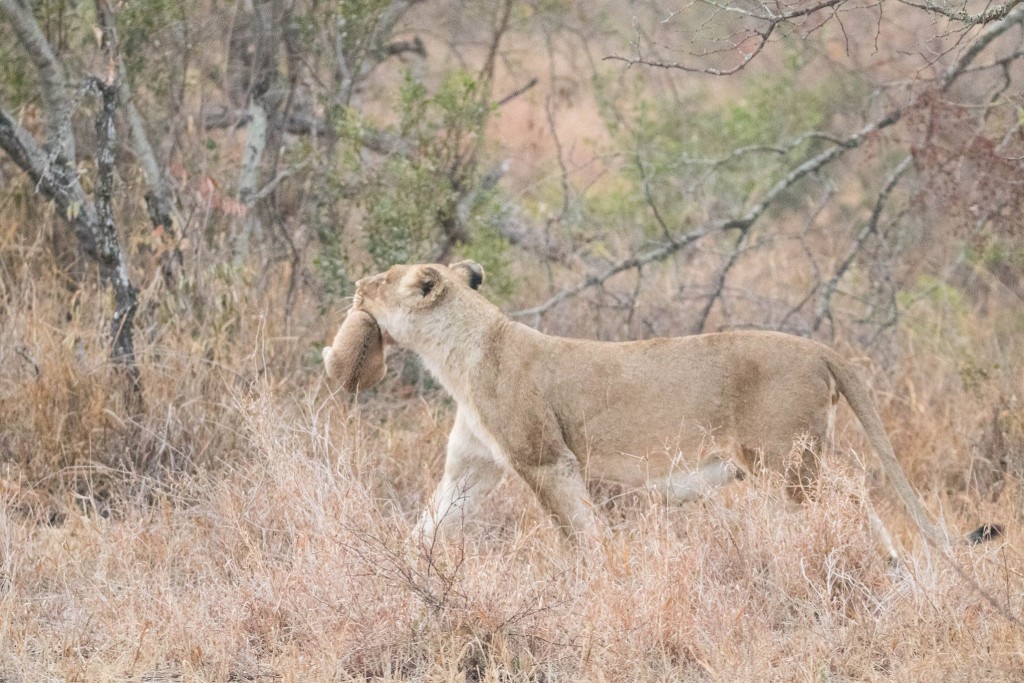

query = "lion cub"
[331, 260, 951, 554]
[322, 309, 387, 393]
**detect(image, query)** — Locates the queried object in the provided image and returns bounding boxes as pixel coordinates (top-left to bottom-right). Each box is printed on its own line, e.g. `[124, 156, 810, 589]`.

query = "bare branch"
[604, 23, 775, 76]
[480, 0, 514, 87]
[812, 155, 913, 334]
[733, 108, 903, 231]
[252, 160, 312, 202]
[202, 105, 420, 161]
[512, 109, 904, 320]
[898, 0, 1024, 26]
[95, 0, 181, 280]
[693, 230, 747, 334]
[694, 0, 847, 23]
[127, 97, 179, 239]
[606, 0, 1023, 81]
[93, 82, 118, 268]
[511, 226, 716, 320]
[941, 2, 1024, 89]
[96, 2, 168, 221]
[0, 110, 94, 234]
[91, 77, 140, 397]
[677, 131, 851, 167]
[334, 0, 424, 107]
[203, 106, 327, 135]
[602, 0, 845, 75]
[0, 0, 74, 159]
[495, 77, 539, 107]
[431, 0, 515, 263]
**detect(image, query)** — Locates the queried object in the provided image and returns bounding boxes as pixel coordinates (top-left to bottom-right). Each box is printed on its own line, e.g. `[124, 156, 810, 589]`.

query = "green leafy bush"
[319, 67, 513, 295]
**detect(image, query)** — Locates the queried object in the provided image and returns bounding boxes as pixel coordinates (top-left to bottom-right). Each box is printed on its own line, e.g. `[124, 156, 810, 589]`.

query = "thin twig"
[812, 155, 913, 334]
[495, 77, 539, 107]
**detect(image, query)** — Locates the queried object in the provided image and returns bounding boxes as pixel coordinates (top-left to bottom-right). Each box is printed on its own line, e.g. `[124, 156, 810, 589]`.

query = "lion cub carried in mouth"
[322, 308, 387, 393]
[326, 260, 951, 553]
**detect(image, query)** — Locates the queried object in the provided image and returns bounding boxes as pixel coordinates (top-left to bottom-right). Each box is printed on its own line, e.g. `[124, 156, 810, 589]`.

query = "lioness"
[346, 260, 948, 552]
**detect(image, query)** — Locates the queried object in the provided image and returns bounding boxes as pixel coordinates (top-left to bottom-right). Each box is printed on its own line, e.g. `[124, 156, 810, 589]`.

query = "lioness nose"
[354, 277, 368, 291]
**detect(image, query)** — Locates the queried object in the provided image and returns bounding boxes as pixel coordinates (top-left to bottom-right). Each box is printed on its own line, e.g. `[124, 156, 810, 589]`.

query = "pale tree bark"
[94, 0, 182, 283]
[230, 0, 295, 264]
[226, 0, 429, 264]
[235, 94, 270, 263]
[0, 0, 142, 407]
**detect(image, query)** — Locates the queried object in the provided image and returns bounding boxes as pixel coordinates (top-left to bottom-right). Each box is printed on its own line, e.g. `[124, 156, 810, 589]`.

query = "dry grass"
[2, 189, 1023, 680]
[1, 276, 1023, 681]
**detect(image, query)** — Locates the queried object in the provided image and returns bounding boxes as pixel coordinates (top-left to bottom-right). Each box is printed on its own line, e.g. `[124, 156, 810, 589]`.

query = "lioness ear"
[450, 260, 485, 290]
[401, 265, 446, 303]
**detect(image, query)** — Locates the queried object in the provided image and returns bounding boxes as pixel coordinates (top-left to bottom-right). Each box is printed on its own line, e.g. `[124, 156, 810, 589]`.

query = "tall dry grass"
[1, 377, 1022, 680]
[1, 251, 1023, 680]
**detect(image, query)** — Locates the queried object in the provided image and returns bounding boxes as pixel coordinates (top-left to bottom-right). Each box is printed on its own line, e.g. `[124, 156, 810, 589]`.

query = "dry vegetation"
[2, 0, 1024, 680]
[2, 251, 1022, 681]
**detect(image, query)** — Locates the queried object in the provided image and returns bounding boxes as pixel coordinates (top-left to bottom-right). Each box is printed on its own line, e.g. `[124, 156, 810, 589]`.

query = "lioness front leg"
[511, 450, 600, 551]
[413, 412, 503, 545]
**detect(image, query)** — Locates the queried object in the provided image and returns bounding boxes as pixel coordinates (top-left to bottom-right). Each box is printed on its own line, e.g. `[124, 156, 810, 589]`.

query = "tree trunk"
[1, 0, 144, 408]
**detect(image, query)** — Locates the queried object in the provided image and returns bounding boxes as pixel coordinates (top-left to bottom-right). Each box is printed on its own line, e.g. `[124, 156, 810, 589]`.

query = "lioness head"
[353, 260, 485, 346]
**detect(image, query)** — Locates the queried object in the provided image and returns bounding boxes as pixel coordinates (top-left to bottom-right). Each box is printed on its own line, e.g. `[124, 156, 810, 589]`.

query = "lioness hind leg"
[414, 419, 503, 545]
[784, 445, 821, 504]
[782, 436, 902, 563]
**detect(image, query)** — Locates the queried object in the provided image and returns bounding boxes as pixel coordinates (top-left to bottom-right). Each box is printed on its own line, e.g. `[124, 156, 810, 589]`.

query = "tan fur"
[353, 261, 944, 550]
[322, 309, 387, 393]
